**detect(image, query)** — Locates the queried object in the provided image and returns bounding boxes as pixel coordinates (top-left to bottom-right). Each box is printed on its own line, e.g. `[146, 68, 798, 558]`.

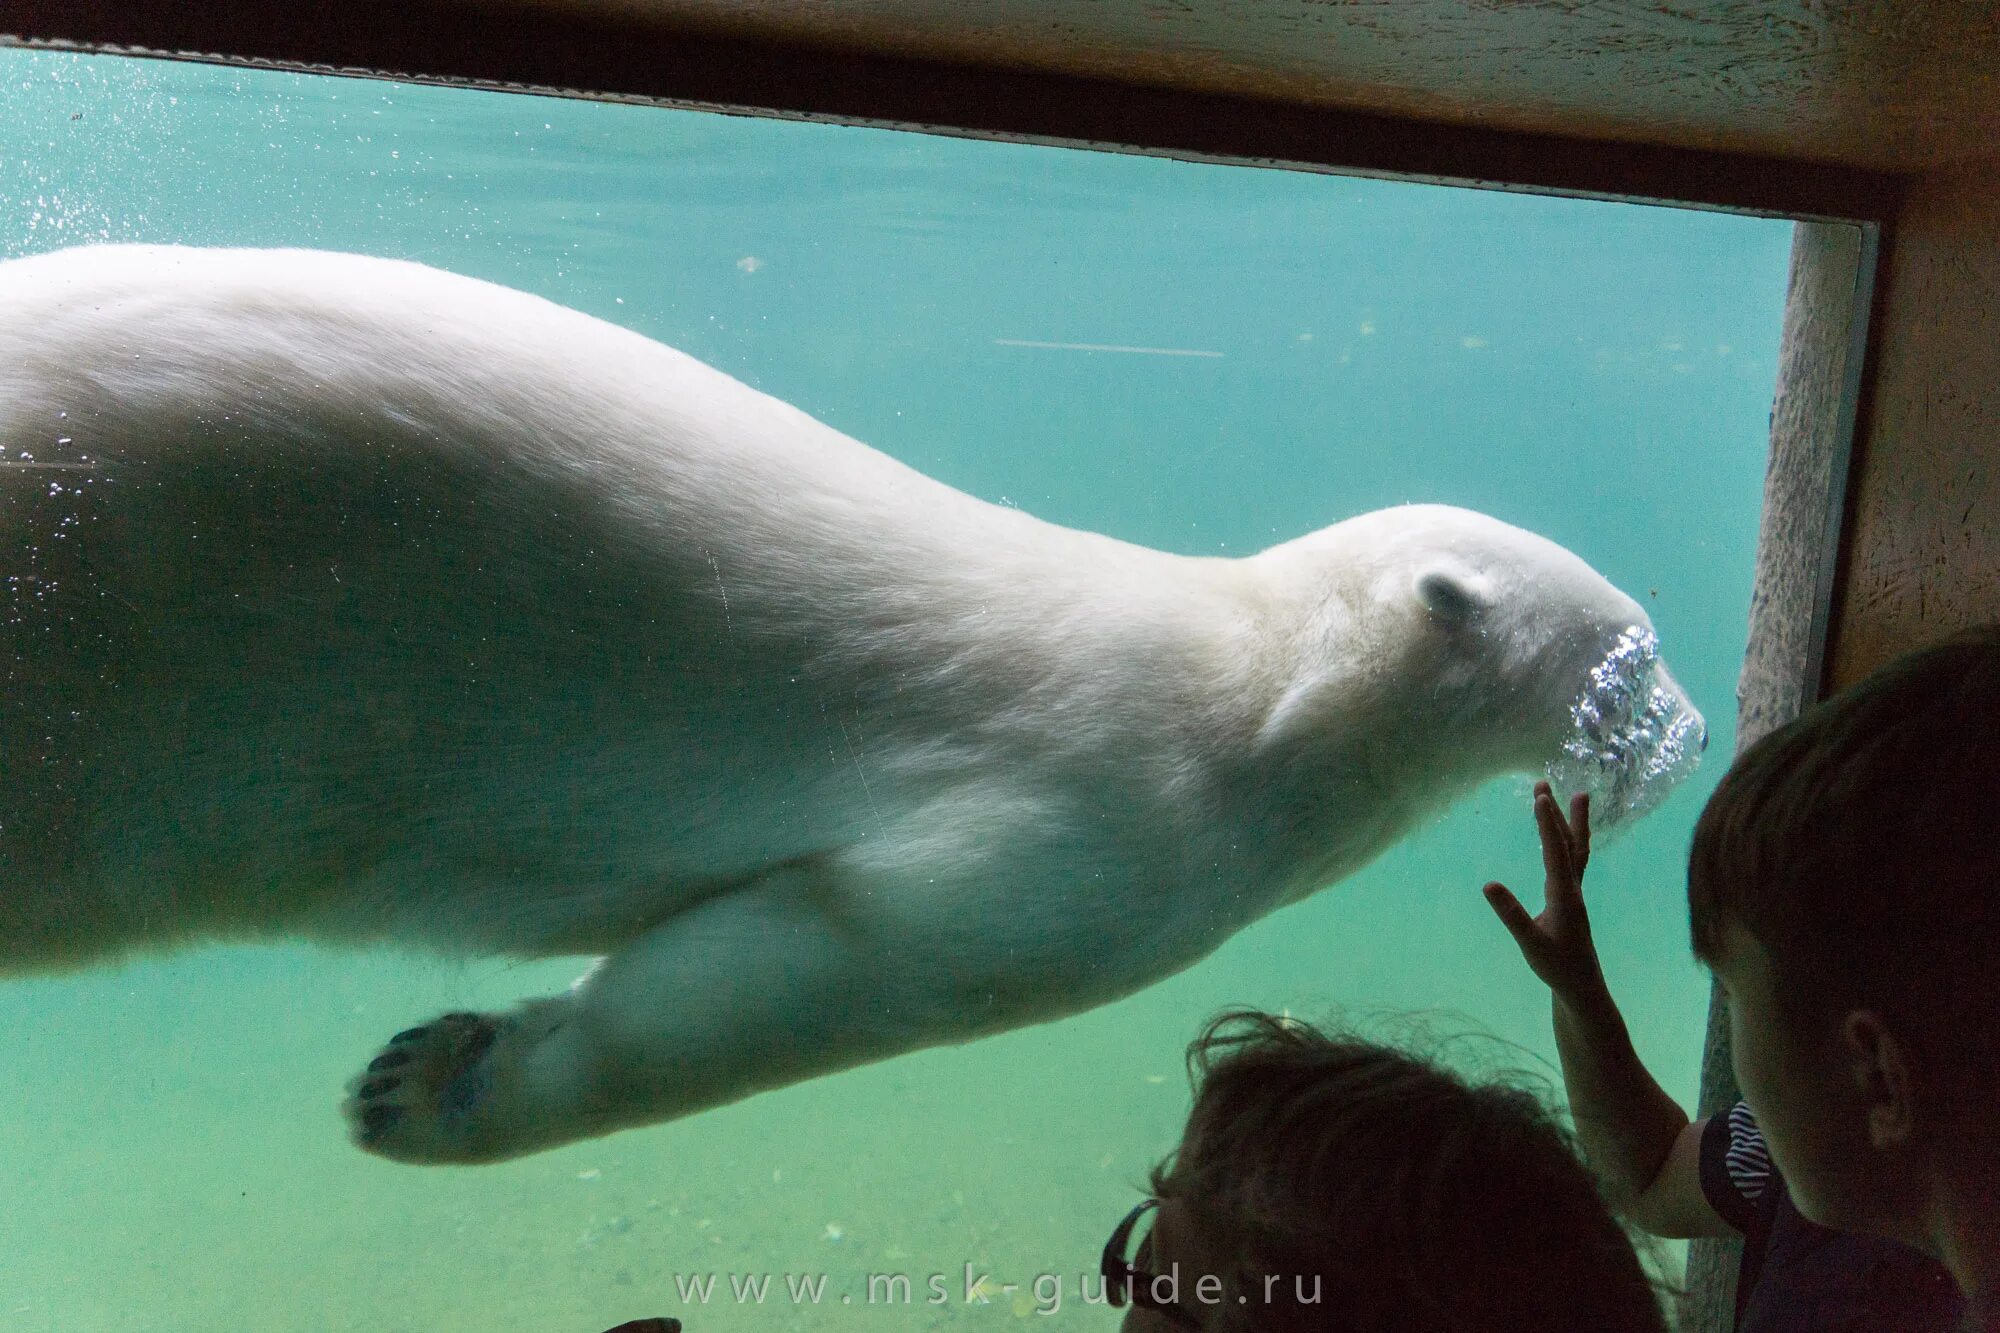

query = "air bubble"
[1547, 626, 1704, 828]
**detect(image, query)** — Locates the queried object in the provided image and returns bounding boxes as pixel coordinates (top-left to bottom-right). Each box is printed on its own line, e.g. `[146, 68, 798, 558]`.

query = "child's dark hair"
[1688, 626, 2000, 1083]
[1147, 1010, 1667, 1333]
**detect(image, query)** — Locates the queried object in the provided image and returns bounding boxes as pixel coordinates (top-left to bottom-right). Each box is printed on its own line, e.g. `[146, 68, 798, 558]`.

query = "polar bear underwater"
[0, 245, 1705, 1165]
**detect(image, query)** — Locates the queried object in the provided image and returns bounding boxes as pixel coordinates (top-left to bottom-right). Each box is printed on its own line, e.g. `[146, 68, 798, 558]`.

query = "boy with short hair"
[1486, 626, 1999, 1329]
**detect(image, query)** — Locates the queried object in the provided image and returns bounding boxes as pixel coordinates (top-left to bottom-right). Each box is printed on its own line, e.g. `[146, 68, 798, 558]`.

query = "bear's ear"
[1414, 565, 1490, 627]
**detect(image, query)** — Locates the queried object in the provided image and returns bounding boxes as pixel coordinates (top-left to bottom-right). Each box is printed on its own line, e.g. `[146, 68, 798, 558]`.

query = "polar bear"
[0, 245, 1705, 1165]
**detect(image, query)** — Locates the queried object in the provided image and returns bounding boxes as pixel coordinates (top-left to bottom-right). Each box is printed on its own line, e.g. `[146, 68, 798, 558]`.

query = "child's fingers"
[1483, 881, 1536, 944]
[1534, 788, 1575, 884]
[1570, 790, 1592, 871]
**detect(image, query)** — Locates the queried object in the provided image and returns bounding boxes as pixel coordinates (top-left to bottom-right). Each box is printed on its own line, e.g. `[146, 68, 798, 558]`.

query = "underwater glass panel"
[0, 47, 1791, 1331]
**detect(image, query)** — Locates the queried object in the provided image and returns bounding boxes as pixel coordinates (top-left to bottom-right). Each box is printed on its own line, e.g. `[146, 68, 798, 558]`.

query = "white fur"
[0, 245, 1698, 1162]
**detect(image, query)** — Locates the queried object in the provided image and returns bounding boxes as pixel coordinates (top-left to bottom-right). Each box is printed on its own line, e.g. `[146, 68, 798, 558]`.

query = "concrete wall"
[1830, 158, 2000, 687]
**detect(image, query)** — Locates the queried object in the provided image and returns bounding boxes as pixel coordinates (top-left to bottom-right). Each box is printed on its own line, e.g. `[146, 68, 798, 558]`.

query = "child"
[1485, 625, 1999, 1329]
[1104, 1009, 1669, 1332]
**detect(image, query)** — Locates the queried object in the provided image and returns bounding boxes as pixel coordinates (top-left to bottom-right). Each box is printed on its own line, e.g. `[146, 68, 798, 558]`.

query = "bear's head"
[1247, 504, 1706, 831]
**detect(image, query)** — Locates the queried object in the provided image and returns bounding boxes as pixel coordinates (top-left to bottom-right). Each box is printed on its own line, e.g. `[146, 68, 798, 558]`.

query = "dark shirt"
[1699, 1102, 1964, 1332]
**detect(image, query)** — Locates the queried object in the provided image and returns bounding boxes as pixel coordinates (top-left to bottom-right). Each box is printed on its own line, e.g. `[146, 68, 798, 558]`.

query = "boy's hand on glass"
[1483, 781, 1608, 1002]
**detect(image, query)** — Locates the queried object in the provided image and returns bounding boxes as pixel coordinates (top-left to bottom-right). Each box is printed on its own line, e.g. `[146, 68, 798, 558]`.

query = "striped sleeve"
[1722, 1102, 1773, 1200]
[1697, 1100, 1773, 1235]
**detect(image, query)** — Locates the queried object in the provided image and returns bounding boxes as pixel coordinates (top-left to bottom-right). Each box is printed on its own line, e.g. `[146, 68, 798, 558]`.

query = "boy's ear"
[1842, 1009, 1916, 1148]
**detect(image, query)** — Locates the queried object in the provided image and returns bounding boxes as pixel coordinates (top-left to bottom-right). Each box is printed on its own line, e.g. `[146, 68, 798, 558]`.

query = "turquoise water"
[0, 48, 1791, 1332]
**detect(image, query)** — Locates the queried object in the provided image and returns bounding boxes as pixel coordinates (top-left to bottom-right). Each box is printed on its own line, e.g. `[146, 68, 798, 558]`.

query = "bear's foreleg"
[341, 851, 1005, 1164]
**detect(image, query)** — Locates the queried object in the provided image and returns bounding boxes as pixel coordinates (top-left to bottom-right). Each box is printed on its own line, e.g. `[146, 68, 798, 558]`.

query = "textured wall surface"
[1742, 223, 1871, 736]
[1830, 160, 2000, 686]
[12, 2, 1998, 173]
[467, 0, 2000, 171]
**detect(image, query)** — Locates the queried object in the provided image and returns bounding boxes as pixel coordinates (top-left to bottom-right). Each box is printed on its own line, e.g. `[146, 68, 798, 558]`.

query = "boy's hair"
[1688, 625, 2000, 1078]
[1148, 1010, 1667, 1333]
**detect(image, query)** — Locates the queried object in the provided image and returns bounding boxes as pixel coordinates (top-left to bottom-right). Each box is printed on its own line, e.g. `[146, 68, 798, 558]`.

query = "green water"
[0, 47, 1792, 1332]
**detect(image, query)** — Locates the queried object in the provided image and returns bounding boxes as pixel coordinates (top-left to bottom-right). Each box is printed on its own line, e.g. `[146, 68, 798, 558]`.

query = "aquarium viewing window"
[0, 23, 1880, 1333]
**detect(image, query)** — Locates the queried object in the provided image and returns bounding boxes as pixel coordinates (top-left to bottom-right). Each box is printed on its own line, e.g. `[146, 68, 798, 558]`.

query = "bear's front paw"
[344, 1010, 514, 1164]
